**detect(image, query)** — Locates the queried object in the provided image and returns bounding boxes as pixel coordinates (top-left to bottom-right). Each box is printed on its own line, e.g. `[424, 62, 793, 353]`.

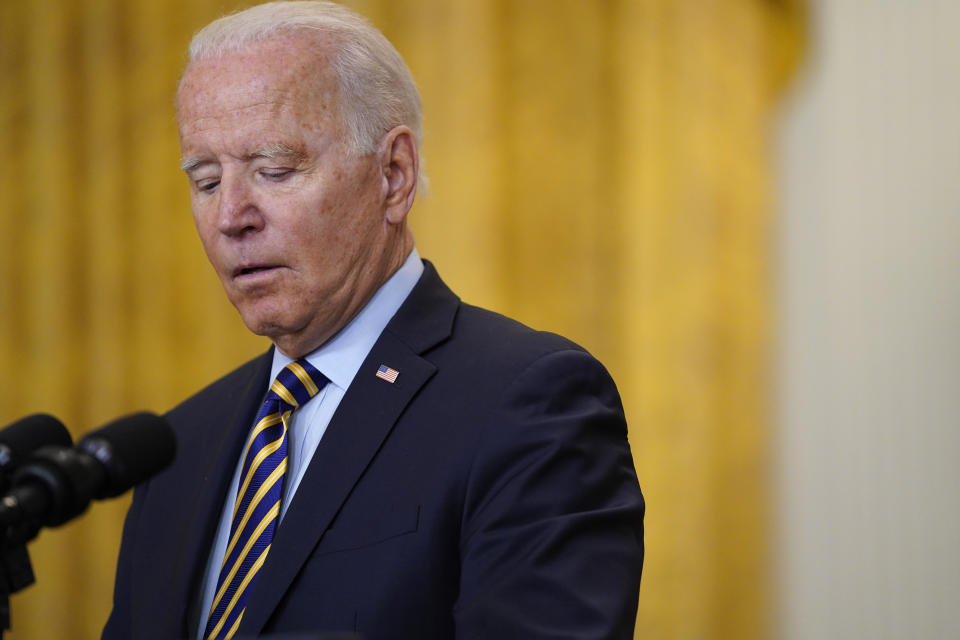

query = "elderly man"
[104, 2, 644, 640]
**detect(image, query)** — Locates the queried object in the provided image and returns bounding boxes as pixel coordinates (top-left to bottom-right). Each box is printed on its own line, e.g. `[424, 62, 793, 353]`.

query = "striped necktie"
[203, 359, 329, 640]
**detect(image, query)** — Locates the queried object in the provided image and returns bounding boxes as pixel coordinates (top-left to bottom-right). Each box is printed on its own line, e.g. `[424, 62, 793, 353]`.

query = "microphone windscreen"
[0, 414, 72, 469]
[77, 412, 176, 498]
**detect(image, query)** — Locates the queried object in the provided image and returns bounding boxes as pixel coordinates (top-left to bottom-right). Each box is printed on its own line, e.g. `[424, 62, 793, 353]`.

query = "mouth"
[233, 264, 282, 278]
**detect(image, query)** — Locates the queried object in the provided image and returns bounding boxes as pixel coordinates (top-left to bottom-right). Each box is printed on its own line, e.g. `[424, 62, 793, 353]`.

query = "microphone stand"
[0, 515, 41, 637]
[0, 442, 92, 637]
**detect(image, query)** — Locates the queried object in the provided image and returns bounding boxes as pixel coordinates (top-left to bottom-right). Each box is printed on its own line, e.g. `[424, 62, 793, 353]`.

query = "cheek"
[191, 198, 214, 235]
[193, 215, 215, 247]
[191, 207, 227, 268]
[289, 219, 358, 287]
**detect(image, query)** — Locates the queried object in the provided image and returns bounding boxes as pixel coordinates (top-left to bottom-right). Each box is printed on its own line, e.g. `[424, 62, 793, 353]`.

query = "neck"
[273, 232, 416, 359]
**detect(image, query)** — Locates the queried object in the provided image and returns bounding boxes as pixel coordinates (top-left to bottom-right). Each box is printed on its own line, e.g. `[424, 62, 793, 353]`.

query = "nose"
[216, 172, 264, 237]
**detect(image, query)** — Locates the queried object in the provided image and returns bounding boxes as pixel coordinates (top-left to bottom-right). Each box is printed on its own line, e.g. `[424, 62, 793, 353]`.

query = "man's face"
[177, 36, 398, 357]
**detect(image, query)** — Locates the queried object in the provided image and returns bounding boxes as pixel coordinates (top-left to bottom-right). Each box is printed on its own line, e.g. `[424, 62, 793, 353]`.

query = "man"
[104, 2, 644, 639]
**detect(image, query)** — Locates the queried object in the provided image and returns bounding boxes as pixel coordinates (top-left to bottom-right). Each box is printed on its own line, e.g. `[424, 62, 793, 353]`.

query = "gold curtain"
[0, 1, 803, 638]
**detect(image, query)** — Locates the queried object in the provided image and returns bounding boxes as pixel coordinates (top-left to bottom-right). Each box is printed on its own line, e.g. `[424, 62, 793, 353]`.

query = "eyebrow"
[180, 157, 205, 172]
[248, 143, 305, 162]
[179, 144, 305, 172]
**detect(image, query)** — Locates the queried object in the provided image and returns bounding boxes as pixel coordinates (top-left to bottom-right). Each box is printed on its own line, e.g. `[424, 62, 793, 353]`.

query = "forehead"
[176, 35, 341, 141]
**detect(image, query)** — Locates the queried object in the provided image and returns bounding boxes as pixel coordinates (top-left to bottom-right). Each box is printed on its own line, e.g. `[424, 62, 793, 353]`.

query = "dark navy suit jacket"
[103, 262, 644, 640]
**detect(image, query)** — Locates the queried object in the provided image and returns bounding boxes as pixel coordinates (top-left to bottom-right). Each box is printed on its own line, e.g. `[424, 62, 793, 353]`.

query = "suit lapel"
[144, 350, 273, 639]
[238, 262, 458, 636]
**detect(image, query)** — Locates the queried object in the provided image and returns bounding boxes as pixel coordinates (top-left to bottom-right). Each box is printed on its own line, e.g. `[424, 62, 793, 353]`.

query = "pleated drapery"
[0, 1, 803, 638]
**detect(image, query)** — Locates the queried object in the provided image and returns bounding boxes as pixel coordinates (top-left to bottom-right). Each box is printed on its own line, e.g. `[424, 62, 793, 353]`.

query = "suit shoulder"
[457, 302, 622, 400]
[452, 301, 592, 362]
[419, 301, 620, 406]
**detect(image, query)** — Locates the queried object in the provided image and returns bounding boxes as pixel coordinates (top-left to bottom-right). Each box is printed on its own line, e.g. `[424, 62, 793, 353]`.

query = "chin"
[234, 297, 292, 334]
[232, 303, 279, 335]
[242, 310, 311, 351]
[246, 317, 291, 340]
[234, 300, 328, 355]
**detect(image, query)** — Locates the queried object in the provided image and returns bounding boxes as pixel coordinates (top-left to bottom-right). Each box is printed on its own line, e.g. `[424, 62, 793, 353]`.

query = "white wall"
[777, 1, 960, 638]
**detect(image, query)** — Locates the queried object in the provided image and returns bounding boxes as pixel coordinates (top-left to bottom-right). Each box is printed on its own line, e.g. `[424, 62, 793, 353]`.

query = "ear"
[379, 125, 419, 225]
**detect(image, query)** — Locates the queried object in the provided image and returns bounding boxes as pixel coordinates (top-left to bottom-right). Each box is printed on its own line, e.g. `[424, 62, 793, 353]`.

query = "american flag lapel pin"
[375, 364, 399, 383]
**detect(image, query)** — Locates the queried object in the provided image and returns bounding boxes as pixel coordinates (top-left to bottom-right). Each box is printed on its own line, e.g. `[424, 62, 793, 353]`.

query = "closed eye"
[196, 178, 220, 193]
[260, 168, 294, 181]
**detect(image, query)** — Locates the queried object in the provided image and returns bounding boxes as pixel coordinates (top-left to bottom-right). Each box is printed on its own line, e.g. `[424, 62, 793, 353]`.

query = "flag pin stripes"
[375, 364, 399, 383]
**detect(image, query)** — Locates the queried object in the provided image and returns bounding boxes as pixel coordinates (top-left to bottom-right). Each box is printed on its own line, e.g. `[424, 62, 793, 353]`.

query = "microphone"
[0, 415, 73, 487]
[0, 412, 175, 529]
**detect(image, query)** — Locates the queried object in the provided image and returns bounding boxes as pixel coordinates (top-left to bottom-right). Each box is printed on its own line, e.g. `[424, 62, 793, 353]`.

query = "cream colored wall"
[777, 1, 960, 637]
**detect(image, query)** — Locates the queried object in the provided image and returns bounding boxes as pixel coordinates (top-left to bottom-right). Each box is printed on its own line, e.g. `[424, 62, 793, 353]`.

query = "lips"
[233, 264, 282, 278]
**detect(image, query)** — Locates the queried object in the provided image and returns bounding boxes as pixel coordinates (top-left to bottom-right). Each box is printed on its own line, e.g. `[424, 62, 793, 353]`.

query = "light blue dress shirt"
[194, 249, 424, 639]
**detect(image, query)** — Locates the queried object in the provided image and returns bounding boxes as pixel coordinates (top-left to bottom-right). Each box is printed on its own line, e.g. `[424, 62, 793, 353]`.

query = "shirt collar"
[270, 248, 424, 392]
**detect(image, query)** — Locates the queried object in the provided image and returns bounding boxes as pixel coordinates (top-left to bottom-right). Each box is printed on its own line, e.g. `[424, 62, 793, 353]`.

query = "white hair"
[186, 1, 423, 159]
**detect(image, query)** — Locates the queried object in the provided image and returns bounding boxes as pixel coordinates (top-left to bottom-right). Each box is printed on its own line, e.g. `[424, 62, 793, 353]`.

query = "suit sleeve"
[454, 348, 644, 639]
[101, 482, 147, 640]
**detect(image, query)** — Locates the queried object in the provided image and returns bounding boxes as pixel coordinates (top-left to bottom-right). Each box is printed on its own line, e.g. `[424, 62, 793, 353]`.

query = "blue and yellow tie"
[203, 359, 328, 640]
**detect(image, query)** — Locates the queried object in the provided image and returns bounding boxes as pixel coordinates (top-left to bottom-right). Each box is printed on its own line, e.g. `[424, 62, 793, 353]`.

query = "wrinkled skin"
[177, 33, 417, 357]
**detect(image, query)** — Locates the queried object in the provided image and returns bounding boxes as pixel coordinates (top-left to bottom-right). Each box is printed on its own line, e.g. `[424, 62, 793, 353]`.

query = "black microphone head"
[77, 412, 176, 498]
[0, 414, 72, 471]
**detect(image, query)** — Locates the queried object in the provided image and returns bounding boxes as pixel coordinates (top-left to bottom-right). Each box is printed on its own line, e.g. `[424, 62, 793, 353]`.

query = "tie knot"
[269, 359, 328, 410]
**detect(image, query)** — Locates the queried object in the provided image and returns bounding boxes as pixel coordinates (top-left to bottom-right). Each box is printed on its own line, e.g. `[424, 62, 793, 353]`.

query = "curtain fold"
[0, 1, 803, 638]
